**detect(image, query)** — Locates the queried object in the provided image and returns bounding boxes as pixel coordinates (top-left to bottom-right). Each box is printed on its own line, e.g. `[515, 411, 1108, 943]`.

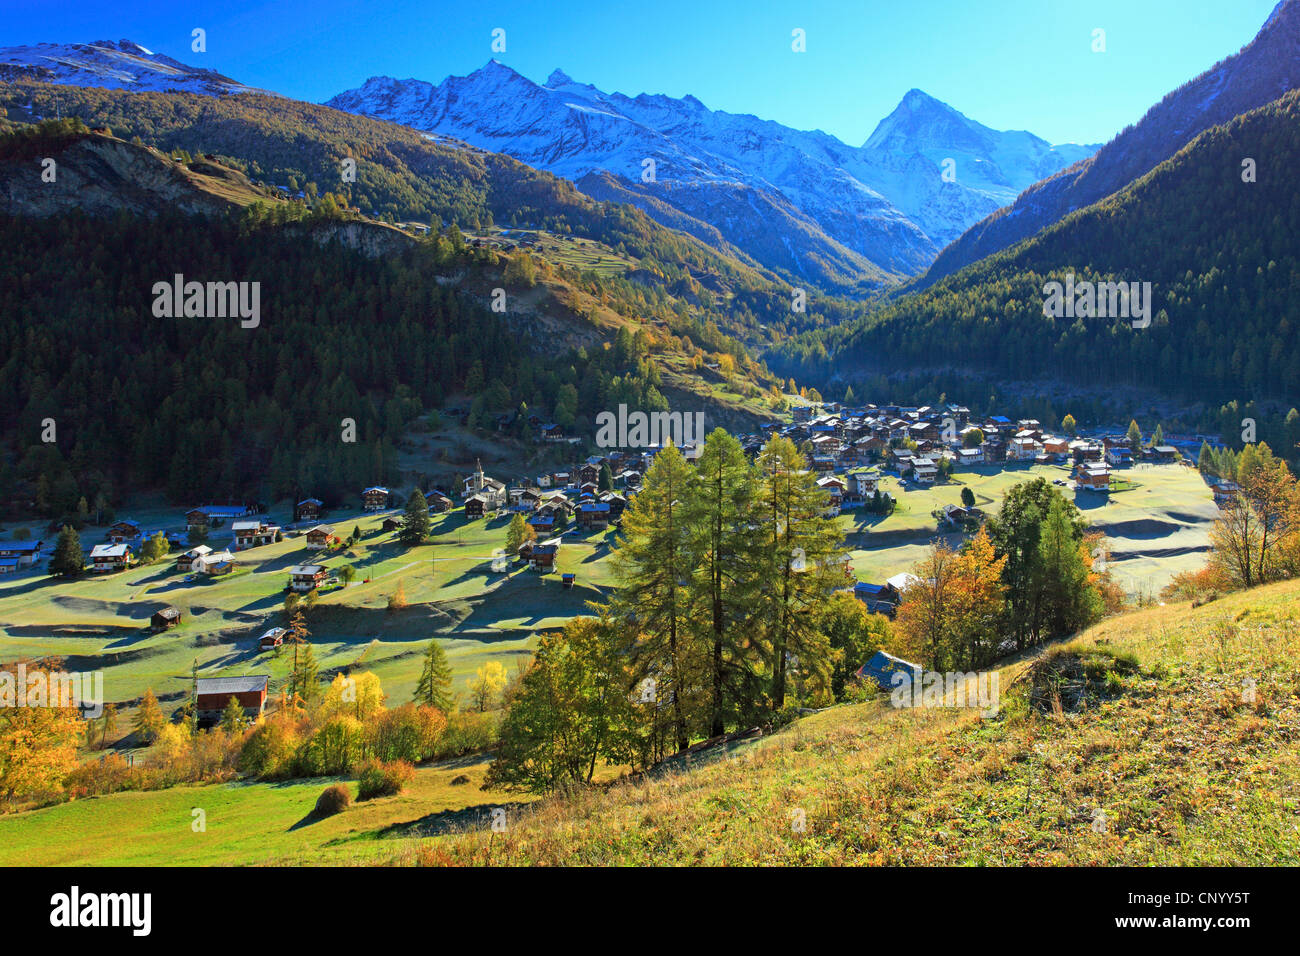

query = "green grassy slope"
[0, 754, 529, 866]
[842, 461, 1217, 593]
[5, 578, 1296, 867]
[415, 579, 1300, 866]
[0, 508, 611, 712]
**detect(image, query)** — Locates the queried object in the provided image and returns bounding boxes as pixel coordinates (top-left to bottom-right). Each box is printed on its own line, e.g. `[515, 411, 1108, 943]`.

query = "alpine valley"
[0, 1, 1299, 876]
[327, 65, 1097, 291]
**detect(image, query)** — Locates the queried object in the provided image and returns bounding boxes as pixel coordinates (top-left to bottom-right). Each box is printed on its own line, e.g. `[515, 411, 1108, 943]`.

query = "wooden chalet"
[852, 581, 901, 616]
[195, 549, 234, 574]
[90, 543, 132, 572]
[151, 606, 182, 631]
[911, 459, 939, 484]
[576, 501, 611, 529]
[304, 525, 335, 550]
[0, 540, 43, 568]
[176, 545, 211, 572]
[232, 520, 279, 549]
[288, 564, 328, 592]
[195, 675, 269, 726]
[529, 541, 560, 571]
[295, 498, 324, 522]
[856, 650, 920, 690]
[362, 487, 390, 512]
[186, 505, 251, 531]
[108, 520, 140, 543]
[1077, 465, 1112, 491]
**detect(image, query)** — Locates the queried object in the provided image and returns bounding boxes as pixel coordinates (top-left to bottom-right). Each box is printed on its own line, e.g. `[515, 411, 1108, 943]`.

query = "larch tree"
[686, 429, 763, 736]
[892, 542, 959, 671]
[0, 672, 81, 807]
[133, 688, 165, 744]
[413, 638, 455, 712]
[754, 435, 844, 709]
[609, 441, 697, 752]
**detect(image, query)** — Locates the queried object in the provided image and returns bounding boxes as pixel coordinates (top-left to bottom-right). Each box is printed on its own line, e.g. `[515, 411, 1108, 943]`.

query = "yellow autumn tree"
[891, 542, 958, 670]
[947, 527, 1008, 670]
[470, 661, 508, 712]
[891, 529, 1008, 672]
[0, 670, 82, 807]
[318, 672, 386, 723]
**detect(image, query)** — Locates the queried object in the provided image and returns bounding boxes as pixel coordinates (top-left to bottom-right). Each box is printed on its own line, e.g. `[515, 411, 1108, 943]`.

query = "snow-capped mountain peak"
[0, 39, 273, 97]
[326, 66, 1096, 286]
[545, 67, 575, 88]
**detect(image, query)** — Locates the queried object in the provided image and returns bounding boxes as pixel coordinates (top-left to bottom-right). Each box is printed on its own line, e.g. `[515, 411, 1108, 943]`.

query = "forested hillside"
[775, 90, 1300, 434]
[0, 125, 767, 520]
[0, 84, 871, 347]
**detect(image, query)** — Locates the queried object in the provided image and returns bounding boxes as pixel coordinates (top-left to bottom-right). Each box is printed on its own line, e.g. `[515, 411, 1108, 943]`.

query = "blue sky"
[3, 0, 1281, 145]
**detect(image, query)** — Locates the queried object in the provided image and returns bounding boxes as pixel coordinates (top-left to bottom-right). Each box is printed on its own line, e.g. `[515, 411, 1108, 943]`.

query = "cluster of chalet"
[79, 503, 277, 577]
[458, 456, 643, 534]
[766, 403, 1184, 496]
[462, 461, 508, 519]
[357, 485, 454, 515]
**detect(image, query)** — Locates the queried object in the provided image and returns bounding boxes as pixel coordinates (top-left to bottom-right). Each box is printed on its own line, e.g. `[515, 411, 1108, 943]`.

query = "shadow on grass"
[373, 800, 535, 839]
[1073, 490, 1109, 511]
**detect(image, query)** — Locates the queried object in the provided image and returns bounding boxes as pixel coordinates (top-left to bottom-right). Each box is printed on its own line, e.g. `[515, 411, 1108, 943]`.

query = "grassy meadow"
[842, 460, 1217, 594]
[0, 505, 614, 724]
[0, 459, 1217, 736]
[402, 579, 1300, 866]
[4, 575, 1294, 866]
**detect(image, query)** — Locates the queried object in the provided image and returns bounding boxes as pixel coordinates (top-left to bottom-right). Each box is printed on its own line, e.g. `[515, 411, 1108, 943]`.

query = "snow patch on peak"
[327, 68, 1096, 283]
[0, 38, 273, 96]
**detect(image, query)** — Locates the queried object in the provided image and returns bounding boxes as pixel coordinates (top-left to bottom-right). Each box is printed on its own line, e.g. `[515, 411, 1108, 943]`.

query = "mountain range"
[326, 66, 1096, 290]
[0, 39, 273, 97]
